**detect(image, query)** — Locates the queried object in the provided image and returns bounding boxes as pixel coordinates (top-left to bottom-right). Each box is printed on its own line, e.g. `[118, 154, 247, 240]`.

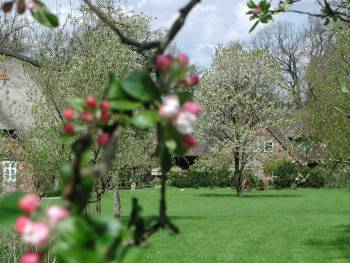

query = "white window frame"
[2, 160, 17, 183]
[263, 140, 274, 153]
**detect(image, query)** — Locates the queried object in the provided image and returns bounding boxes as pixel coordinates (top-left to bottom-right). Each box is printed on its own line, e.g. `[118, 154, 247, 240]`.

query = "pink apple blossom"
[22, 222, 50, 247]
[15, 216, 31, 235]
[159, 95, 180, 119]
[46, 206, 70, 226]
[183, 102, 203, 116]
[185, 75, 200, 86]
[173, 111, 197, 135]
[19, 194, 40, 214]
[20, 252, 42, 263]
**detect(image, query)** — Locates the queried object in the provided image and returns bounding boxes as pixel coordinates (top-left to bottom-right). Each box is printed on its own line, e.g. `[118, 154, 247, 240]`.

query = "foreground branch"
[83, 0, 160, 51]
[156, 0, 201, 56]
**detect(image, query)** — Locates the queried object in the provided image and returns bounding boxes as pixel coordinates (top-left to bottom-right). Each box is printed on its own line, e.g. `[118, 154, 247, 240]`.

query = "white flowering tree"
[196, 44, 284, 196]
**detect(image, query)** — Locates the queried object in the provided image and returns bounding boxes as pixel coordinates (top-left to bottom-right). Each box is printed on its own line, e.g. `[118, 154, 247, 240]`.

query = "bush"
[264, 159, 298, 189]
[168, 169, 231, 188]
[298, 167, 328, 188]
[326, 166, 350, 188]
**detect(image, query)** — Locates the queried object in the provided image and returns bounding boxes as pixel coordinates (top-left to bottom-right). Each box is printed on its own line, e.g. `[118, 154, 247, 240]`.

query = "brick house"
[0, 49, 41, 194]
[246, 128, 294, 179]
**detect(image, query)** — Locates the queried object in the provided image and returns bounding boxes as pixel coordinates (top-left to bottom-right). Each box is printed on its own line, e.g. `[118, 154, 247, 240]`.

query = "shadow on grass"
[305, 225, 350, 260]
[197, 193, 300, 198]
[121, 215, 205, 224]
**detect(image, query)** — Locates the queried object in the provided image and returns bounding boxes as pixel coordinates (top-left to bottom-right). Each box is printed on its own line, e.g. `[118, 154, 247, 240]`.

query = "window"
[2, 161, 17, 183]
[263, 140, 274, 153]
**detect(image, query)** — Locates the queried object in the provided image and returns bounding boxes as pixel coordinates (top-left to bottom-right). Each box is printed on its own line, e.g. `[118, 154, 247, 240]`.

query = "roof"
[0, 49, 40, 67]
[186, 143, 209, 157]
[0, 53, 43, 131]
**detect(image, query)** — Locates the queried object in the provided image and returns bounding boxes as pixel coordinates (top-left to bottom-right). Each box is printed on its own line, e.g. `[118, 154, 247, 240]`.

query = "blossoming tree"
[196, 44, 284, 196]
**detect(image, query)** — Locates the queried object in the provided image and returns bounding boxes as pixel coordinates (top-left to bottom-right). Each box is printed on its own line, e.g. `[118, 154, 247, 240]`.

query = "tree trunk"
[159, 171, 167, 226]
[114, 187, 122, 218]
[233, 152, 242, 197]
[112, 173, 122, 218]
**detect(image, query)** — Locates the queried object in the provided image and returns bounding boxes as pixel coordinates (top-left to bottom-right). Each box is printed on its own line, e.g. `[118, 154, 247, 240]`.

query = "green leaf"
[60, 163, 72, 186]
[324, 18, 330, 26]
[55, 217, 104, 263]
[69, 97, 86, 112]
[177, 91, 193, 104]
[165, 139, 177, 153]
[31, 0, 59, 28]
[105, 74, 126, 100]
[110, 100, 143, 111]
[247, 0, 256, 9]
[169, 61, 190, 82]
[0, 192, 25, 224]
[131, 110, 160, 129]
[81, 150, 93, 166]
[89, 215, 122, 255]
[121, 70, 160, 102]
[120, 248, 142, 263]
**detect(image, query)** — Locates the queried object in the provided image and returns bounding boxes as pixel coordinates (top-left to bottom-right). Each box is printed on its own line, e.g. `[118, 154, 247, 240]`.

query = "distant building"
[0, 49, 41, 193]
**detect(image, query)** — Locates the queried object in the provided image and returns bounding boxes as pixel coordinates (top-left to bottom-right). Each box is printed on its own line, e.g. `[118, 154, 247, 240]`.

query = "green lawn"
[102, 188, 350, 263]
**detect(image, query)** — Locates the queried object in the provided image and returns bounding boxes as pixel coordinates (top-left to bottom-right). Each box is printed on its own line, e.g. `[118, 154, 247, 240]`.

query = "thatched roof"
[0, 50, 43, 132]
[0, 49, 40, 67]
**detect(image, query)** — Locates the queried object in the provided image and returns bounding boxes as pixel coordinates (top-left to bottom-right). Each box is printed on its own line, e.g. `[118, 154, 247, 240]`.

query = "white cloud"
[49, 0, 319, 67]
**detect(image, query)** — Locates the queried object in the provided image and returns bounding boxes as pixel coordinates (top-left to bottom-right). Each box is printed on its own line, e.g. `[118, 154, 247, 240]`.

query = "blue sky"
[48, 0, 319, 68]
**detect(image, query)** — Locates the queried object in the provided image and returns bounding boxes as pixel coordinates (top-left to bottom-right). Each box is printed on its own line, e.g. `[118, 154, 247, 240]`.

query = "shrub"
[264, 158, 298, 189]
[168, 169, 232, 188]
[298, 167, 328, 188]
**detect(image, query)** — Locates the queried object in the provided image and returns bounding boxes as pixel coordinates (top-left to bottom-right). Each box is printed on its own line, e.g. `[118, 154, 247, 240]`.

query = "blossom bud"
[178, 53, 189, 67]
[15, 216, 31, 235]
[185, 75, 200, 86]
[156, 54, 173, 71]
[100, 100, 110, 111]
[63, 123, 75, 135]
[101, 111, 111, 122]
[86, 96, 97, 108]
[191, 75, 200, 86]
[159, 95, 180, 119]
[27, 0, 38, 12]
[80, 111, 94, 123]
[183, 102, 203, 117]
[20, 252, 42, 263]
[46, 206, 70, 226]
[253, 7, 262, 15]
[19, 194, 40, 214]
[22, 222, 50, 247]
[97, 133, 110, 146]
[173, 111, 197, 135]
[63, 107, 74, 120]
[183, 135, 198, 147]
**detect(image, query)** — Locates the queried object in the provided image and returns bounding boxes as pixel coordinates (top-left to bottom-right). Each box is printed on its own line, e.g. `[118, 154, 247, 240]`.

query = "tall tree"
[21, 0, 159, 195]
[304, 26, 350, 163]
[196, 44, 283, 196]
